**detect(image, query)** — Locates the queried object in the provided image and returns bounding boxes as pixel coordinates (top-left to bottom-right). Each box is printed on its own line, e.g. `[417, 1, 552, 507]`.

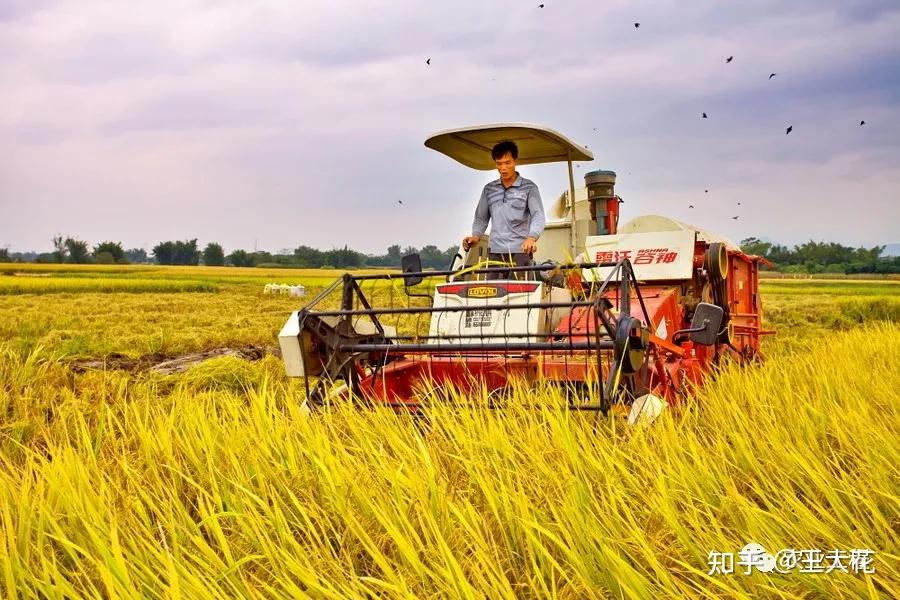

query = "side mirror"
[689, 303, 724, 346]
[401, 253, 424, 287]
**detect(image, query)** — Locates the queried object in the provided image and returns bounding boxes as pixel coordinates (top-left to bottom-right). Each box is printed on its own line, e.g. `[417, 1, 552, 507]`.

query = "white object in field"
[264, 283, 306, 296]
[583, 230, 696, 282]
[279, 310, 305, 376]
[428, 281, 545, 344]
[627, 393, 667, 426]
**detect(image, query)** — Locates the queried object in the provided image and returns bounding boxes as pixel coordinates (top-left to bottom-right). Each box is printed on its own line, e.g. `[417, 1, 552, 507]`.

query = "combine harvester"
[279, 124, 773, 421]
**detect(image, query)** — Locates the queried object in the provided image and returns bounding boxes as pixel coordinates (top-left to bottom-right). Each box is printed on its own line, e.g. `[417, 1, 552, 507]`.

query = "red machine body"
[350, 241, 771, 408]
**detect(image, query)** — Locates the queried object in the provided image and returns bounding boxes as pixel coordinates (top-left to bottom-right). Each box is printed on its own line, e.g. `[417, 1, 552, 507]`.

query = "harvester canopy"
[425, 122, 594, 170]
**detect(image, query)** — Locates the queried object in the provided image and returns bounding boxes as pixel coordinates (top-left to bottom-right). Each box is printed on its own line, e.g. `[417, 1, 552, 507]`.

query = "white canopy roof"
[425, 123, 594, 170]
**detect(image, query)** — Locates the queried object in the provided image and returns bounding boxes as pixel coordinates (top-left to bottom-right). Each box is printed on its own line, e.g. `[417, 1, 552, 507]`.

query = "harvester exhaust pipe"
[584, 170, 620, 236]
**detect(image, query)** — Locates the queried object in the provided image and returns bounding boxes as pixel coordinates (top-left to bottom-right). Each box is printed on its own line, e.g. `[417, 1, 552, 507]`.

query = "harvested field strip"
[0, 277, 217, 295]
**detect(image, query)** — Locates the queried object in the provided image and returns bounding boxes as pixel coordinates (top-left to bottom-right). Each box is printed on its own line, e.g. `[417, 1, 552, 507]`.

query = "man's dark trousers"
[488, 252, 534, 280]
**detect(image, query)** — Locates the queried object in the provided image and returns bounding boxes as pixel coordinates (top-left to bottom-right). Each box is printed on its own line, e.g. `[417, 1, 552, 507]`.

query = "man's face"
[494, 152, 517, 181]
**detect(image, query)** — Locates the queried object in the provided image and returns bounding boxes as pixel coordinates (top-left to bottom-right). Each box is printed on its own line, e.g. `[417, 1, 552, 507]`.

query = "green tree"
[386, 244, 402, 264]
[173, 239, 201, 265]
[94, 241, 126, 263]
[153, 240, 201, 265]
[125, 248, 148, 263]
[203, 243, 225, 266]
[739, 237, 772, 258]
[94, 251, 115, 264]
[228, 249, 254, 267]
[64, 238, 91, 263]
[293, 245, 325, 268]
[0, 248, 9, 262]
[153, 241, 176, 265]
[52, 235, 67, 263]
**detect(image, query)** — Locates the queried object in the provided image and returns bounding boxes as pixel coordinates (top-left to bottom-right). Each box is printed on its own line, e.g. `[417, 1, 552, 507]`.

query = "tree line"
[1, 237, 461, 269]
[2, 235, 896, 273]
[739, 238, 898, 274]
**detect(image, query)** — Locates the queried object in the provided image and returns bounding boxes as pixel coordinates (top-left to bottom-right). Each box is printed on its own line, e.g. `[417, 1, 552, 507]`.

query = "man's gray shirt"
[471, 174, 545, 254]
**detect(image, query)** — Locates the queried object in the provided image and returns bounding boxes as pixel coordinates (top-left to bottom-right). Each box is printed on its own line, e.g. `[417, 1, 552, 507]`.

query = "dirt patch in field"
[70, 345, 278, 375]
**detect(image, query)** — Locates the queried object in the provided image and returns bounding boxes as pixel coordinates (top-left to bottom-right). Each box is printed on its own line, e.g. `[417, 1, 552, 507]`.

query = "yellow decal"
[467, 286, 498, 298]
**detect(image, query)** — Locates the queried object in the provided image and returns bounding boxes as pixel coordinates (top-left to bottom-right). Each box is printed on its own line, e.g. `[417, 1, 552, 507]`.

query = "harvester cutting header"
[279, 123, 773, 420]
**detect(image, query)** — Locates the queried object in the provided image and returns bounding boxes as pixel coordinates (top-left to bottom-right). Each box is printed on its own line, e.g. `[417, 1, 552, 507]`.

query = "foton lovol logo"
[467, 286, 499, 298]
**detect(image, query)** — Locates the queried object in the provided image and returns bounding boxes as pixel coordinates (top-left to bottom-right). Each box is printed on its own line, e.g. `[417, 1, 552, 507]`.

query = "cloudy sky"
[2, 0, 899, 255]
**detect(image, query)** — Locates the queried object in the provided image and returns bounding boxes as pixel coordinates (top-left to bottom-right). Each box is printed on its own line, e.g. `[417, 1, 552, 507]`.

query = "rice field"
[0, 264, 898, 598]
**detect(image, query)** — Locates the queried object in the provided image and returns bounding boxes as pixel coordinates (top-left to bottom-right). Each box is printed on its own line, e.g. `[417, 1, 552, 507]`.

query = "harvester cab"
[279, 123, 773, 416]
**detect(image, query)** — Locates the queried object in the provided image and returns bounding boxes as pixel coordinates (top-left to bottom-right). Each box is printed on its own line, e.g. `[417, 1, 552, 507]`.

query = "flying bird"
[702, 112, 708, 119]
[634, 22, 640, 29]
[689, 204, 694, 209]
[786, 125, 793, 134]
[398, 200, 403, 205]
[860, 120, 866, 126]
[704, 189, 709, 193]
[732, 216, 739, 220]
[726, 56, 734, 63]
[769, 73, 777, 79]
[737, 202, 741, 206]
[425, 58, 431, 65]
[538, 3, 544, 7]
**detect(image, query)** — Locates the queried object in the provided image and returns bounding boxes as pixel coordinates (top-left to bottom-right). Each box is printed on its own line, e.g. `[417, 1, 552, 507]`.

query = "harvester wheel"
[704, 242, 728, 281]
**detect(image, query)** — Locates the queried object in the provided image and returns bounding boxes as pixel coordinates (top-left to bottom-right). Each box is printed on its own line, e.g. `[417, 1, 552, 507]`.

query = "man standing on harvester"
[462, 140, 546, 279]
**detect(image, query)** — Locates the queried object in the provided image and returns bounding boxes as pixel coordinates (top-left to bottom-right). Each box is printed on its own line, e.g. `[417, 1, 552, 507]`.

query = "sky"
[1, 0, 899, 255]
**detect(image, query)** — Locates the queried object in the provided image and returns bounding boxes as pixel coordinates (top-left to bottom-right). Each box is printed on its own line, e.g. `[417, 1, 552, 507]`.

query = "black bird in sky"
[726, 56, 734, 63]
[705, 189, 709, 193]
[425, 58, 431, 65]
[702, 112, 708, 119]
[634, 22, 640, 29]
[737, 202, 741, 206]
[398, 200, 403, 205]
[538, 3, 544, 7]
[732, 216, 739, 220]
[860, 120, 866, 126]
[786, 125, 793, 135]
[769, 73, 777, 79]
[689, 205, 694, 209]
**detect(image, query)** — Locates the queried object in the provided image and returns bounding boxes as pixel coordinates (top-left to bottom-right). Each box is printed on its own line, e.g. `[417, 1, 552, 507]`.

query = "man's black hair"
[491, 140, 519, 160]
